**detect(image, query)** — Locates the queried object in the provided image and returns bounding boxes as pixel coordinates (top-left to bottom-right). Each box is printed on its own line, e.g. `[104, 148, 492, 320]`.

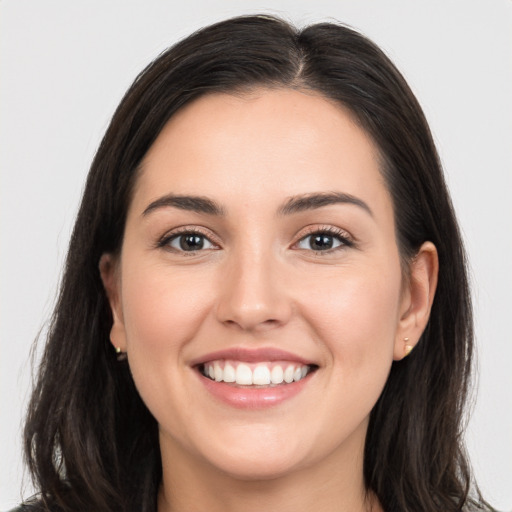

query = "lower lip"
[197, 371, 311, 409]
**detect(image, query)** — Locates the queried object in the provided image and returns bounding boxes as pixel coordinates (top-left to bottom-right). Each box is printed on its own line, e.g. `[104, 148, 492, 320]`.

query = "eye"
[295, 229, 353, 252]
[161, 230, 218, 252]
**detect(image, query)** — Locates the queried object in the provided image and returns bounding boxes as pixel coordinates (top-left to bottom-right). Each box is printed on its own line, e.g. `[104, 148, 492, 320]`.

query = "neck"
[157, 429, 381, 512]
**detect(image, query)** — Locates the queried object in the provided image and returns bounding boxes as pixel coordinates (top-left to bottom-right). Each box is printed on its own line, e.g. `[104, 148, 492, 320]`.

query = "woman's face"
[103, 88, 427, 480]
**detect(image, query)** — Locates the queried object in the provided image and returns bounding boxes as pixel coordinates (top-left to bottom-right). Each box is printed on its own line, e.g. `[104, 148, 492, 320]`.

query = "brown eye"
[166, 232, 216, 252]
[296, 230, 351, 252]
[309, 234, 335, 251]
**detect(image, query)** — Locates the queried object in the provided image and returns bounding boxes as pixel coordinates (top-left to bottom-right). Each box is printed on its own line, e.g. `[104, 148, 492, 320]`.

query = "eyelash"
[157, 227, 219, 255]
[157, 225, 354, 255]
[294, 226, 354, 254]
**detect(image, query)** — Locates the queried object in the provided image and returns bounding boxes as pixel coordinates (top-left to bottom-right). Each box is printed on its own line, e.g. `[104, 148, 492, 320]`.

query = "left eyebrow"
[278, 192, 373, 217]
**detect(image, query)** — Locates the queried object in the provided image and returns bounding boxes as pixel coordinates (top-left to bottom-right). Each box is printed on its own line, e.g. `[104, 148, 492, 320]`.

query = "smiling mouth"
[199, 360, 318, 387]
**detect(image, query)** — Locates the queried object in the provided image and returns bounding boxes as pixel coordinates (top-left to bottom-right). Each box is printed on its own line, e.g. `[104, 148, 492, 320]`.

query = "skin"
[101, 88, 438, 512]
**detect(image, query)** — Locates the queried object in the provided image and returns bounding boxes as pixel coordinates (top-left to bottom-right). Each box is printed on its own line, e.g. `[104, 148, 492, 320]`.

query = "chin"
[210, 451, 306, 482]
[194, 425, 312, 481]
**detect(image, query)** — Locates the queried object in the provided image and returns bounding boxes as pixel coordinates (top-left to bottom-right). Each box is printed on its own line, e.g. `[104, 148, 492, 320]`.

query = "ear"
[99, 253, 126, 352]
[394, 241, 439, 361]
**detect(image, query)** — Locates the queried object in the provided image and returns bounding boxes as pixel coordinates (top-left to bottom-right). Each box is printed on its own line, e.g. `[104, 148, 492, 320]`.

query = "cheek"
[120, 261, 214, 353]
[299, 263, 402, 368]
[118, 259, 215, 437]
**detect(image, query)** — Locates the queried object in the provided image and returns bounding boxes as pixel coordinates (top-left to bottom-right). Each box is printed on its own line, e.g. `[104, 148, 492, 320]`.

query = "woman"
[18, 15, 491, 512]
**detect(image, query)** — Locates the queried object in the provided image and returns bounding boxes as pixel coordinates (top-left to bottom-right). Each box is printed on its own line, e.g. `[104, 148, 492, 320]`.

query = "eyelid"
[156, 225, 221, 251]
[292, 225, 355, 252]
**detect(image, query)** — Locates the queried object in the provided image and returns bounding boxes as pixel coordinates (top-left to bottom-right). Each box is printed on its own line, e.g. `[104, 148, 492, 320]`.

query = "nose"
[215, 247, 293, 332]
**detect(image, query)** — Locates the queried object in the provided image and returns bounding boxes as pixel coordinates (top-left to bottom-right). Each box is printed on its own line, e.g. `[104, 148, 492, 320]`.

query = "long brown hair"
[23, 15, 489, 511]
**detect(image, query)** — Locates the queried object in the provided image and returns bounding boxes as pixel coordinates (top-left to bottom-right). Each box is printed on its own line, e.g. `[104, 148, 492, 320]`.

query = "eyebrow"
[142, 194, 225, 217]
[278, 192, 373, 217]
[142, 191, 372, 218]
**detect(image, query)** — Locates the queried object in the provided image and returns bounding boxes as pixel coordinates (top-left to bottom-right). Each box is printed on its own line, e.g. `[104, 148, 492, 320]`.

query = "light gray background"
[1, 0, 511, 509]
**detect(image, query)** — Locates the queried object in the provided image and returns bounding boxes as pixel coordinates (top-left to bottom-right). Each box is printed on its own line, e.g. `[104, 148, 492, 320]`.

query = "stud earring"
[404, 338, 414, 357]
[115, 346, 127, 361]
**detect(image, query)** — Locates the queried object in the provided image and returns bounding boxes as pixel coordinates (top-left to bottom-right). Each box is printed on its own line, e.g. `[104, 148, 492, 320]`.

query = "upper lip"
[189, 347, 316, 367]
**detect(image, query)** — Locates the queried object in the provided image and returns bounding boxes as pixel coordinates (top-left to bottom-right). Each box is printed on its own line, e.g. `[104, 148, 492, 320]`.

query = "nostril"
[222, 317, 282, 332]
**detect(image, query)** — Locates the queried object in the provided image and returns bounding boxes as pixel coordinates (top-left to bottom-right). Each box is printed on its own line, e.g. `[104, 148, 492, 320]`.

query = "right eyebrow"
[142, 194, 225, 217]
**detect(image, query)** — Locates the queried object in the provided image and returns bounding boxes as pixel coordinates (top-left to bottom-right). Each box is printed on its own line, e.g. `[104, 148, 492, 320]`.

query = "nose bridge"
[216, 237, 291, 331]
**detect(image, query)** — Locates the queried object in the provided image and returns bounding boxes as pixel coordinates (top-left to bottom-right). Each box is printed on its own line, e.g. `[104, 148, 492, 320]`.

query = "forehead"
[132, 88, 389, 216]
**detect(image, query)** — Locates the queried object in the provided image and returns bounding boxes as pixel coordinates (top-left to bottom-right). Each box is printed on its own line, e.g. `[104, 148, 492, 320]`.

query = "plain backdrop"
[1, 0, 511, 509]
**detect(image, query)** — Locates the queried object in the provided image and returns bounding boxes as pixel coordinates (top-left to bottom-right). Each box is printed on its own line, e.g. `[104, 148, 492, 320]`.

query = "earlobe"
[99, 253, 127, 353]
[394, 241, 439, 361]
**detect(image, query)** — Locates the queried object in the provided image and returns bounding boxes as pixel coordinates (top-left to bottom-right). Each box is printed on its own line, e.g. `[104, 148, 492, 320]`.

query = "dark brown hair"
[23, 15, 489, 512]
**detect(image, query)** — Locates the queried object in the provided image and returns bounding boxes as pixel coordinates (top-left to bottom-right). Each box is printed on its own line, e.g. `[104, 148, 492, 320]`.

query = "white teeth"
[235, 363, 253, 385]
[284, 365, 295, 383]
[271, 365, 284, 384]
[252, 365, 271, 385]
[203, 361, 312, 386]
[223, 363, 236, 383]
[214, 361, 223, 382]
